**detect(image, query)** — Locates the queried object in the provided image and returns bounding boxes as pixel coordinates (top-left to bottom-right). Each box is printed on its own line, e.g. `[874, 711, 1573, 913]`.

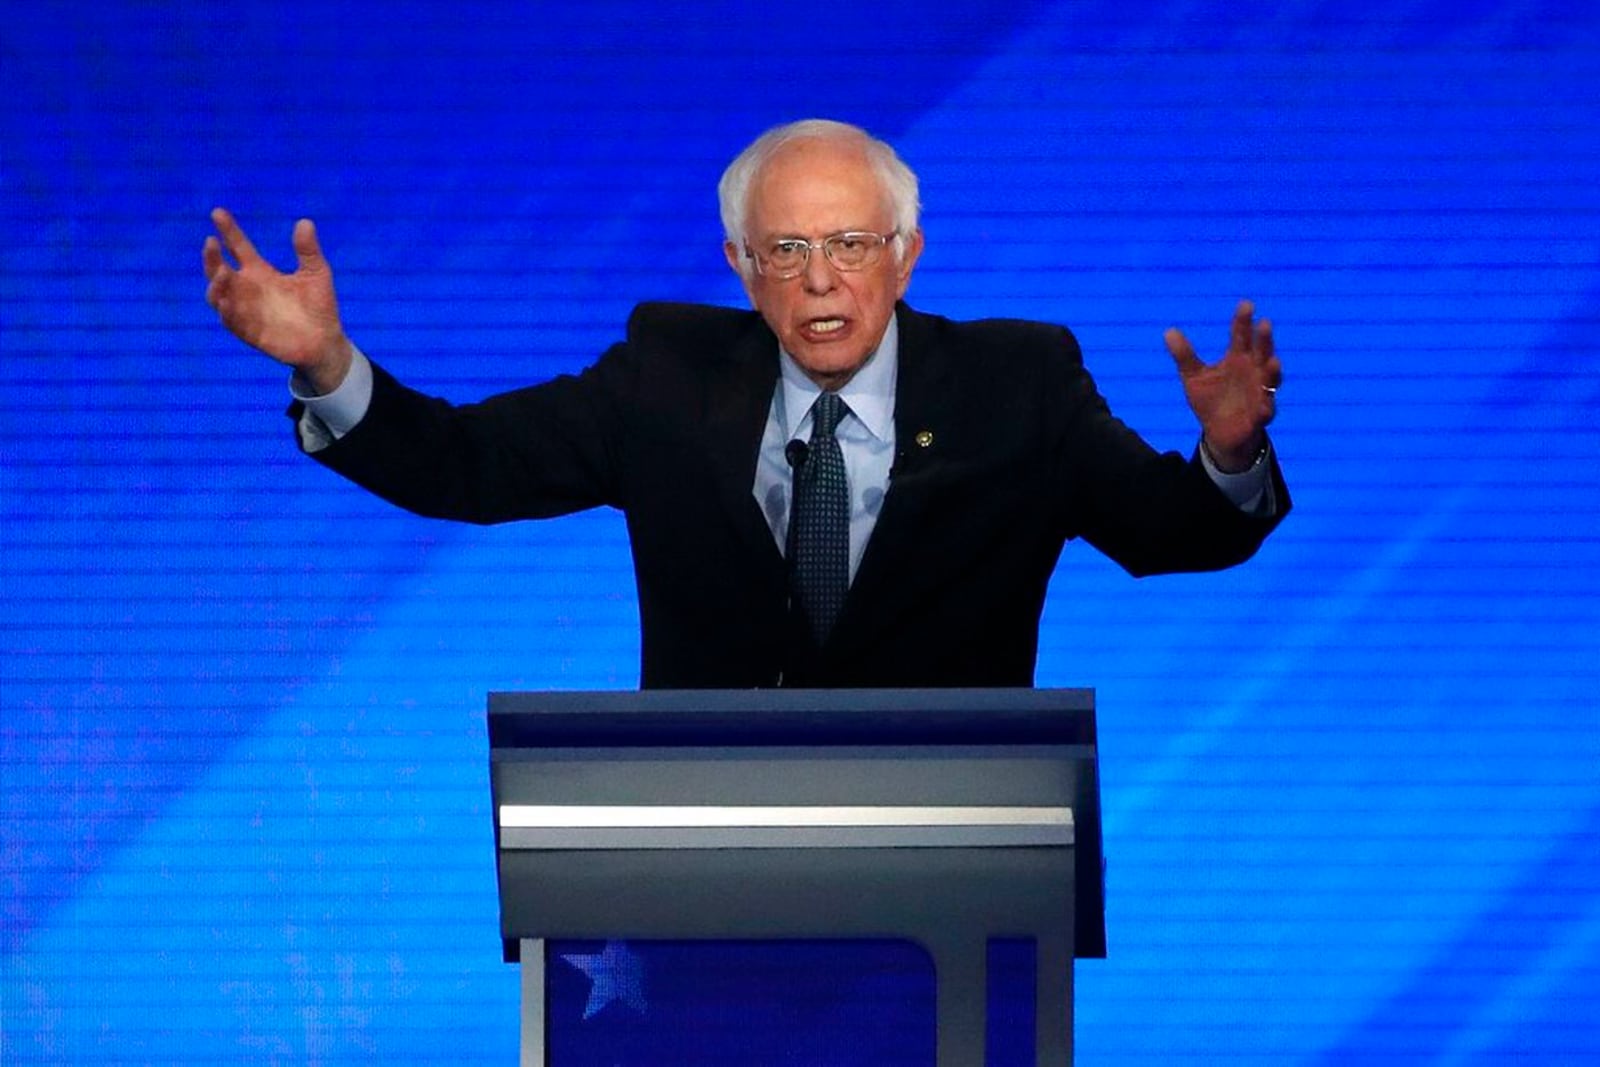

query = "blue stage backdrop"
[4, 2, 1599, 1063]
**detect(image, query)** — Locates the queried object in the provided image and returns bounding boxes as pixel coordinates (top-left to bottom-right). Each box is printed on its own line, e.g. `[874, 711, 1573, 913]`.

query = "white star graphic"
[560, 940, 648, 1020]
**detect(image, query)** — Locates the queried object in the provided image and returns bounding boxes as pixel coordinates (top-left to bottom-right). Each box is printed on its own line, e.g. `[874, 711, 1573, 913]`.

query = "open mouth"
[803, 317, 847, 338]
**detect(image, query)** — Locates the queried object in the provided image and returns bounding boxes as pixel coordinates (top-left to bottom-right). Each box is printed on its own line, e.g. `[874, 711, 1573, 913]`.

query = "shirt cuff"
[290, 346, 374, 452]
[1198, 438, 1276, 517]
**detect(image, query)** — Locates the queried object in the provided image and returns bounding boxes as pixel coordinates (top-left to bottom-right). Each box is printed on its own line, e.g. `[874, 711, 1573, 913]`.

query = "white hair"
[717, 118, 921, 274]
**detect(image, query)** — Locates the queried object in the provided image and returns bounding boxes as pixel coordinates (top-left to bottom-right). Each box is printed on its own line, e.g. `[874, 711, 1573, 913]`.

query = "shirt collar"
[777, 313, 898, 442]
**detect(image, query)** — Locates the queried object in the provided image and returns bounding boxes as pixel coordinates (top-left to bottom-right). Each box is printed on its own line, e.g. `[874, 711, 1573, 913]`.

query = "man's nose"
[800, 245, 838, 293]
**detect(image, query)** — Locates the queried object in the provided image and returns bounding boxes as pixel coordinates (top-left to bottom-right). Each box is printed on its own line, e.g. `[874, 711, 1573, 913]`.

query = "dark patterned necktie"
[787, 392, 850, 644]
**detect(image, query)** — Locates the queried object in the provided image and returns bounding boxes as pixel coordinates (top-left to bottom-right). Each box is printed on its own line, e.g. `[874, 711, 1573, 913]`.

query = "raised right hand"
[203, 208, 352, 395]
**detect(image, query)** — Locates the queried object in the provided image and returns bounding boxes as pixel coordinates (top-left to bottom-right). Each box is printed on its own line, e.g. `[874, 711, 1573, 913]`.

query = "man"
[203, 118, 1287, 688]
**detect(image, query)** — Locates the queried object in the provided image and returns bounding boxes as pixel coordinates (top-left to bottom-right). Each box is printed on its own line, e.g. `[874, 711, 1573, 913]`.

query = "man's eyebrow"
[762, 229, 871, 242]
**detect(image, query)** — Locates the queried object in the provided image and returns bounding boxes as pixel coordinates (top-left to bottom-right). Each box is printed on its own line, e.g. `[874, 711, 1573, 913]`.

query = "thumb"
[1164, 327, 1204, 378]
[292, 218, 327, 273]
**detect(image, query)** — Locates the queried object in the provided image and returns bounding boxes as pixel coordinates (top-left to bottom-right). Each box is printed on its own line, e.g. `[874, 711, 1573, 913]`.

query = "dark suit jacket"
[302, 302, 1288, 688]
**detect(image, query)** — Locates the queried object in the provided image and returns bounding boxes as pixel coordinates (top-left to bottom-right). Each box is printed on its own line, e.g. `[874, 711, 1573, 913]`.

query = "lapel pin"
[914, 430, 934, 448]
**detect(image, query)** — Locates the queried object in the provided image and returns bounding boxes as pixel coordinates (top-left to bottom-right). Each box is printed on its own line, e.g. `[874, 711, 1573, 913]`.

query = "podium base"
[517, 935, 1073, 1066]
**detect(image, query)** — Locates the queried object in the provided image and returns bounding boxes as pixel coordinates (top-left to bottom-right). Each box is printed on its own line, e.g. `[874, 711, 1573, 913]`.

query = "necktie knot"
[810, 392, 846, 439]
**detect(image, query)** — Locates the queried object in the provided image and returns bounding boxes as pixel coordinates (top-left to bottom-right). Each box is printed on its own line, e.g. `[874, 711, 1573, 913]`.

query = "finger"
[202, 235, 225, 281]
[205, 270, 229, 310]
[210, 206, 263, 266]
[1258, 355, 1282, 425]
[292, 218, 326, 272]
[1230, 299, 1254, 353]
[1164, 327, 1205, 377]
[1254, 316, 1275, 366]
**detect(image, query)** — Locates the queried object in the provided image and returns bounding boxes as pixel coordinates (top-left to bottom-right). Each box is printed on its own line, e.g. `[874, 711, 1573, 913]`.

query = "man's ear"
[724, 240, 759, 306]
[895, 228, 925, 297]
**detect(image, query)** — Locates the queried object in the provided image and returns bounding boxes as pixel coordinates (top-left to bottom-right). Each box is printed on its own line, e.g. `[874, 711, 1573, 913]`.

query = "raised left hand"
[1164, 299, 1282, 472]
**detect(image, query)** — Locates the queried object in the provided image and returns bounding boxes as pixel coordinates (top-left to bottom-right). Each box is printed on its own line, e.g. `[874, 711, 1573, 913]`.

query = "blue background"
[4, 1, 1598, 1062]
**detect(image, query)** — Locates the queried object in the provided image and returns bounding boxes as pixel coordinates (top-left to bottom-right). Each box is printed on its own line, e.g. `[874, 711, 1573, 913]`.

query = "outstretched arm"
[1164, 299, 1283, 472]
[202, 208, 353, 395]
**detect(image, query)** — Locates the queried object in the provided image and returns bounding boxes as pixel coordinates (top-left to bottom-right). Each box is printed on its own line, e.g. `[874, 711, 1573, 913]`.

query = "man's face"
[724, 138, 923, 390]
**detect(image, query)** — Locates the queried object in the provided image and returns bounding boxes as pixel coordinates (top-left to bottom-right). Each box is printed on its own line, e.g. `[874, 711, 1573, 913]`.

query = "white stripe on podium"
[497, 805, 1073, 849]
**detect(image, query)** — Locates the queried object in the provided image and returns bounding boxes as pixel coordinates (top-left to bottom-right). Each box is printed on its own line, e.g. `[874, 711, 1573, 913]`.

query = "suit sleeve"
[1045, 327, 1290, 577]
[292, 342, 637, 525]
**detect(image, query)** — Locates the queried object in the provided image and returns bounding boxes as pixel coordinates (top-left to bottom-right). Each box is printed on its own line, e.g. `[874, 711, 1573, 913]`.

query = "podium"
[488, 688, 1103, 1066]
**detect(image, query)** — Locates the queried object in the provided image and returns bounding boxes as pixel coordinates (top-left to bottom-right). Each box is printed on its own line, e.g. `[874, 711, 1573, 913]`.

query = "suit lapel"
[831, 305, 961, 653]
[702, 317, 786, 575]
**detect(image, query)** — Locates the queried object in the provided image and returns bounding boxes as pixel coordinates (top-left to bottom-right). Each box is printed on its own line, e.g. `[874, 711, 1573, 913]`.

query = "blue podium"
[488, 688, 1103, 1066]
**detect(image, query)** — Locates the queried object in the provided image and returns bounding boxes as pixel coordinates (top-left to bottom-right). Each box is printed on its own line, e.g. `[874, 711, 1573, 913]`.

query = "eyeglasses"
[745, 230, 899, 279]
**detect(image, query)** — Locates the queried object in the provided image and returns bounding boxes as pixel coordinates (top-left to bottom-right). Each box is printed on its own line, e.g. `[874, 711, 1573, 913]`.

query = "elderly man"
[203, 118, 1287, 688]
